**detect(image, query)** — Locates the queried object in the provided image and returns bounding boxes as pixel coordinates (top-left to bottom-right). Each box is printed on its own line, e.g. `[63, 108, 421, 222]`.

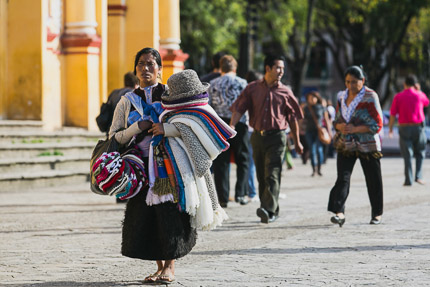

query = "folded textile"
[166, 113, 227, 151]
[171, 123, 212, 178]
[90, 145, 147, 200]
[162, 91, 209, 110]
[168, 138, 200, 215]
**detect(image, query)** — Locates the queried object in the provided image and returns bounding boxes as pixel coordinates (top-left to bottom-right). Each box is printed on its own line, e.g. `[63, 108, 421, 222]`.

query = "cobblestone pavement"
[1, 157, 429, 287]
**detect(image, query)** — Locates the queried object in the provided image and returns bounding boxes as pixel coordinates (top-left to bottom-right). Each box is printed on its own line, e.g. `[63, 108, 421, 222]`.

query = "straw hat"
[162, 69, 210, 101]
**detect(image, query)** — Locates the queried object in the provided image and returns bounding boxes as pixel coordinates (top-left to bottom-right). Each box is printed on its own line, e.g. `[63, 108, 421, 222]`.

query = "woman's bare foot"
[143, 260, 164, 283]
[157, 260, 175, 283]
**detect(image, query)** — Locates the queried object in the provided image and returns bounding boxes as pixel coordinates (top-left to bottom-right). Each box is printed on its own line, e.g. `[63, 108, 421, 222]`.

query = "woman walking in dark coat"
[109, 48, 197, 284]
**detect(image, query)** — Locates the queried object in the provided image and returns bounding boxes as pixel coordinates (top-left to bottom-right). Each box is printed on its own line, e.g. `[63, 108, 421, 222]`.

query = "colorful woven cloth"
[334, 87, 383, 155]
[90, 145, 148, 200]
[145, 92, 235, 230]
[162, 91, 209, 110]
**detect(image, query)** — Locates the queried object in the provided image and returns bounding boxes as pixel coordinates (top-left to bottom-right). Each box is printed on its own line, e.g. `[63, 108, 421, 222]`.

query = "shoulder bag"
[308, 105, 332, 145]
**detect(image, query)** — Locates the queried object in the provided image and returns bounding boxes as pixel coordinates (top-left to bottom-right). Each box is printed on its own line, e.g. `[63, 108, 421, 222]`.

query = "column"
[96, 0, 108, 103]
[159, 0, 188, 83]
[41, 0, 63, 130]
[0, 0, 7, 119]
[107, 0, 127, 95]
[61, 0, 101, 130]
[125, 0, 159, 72]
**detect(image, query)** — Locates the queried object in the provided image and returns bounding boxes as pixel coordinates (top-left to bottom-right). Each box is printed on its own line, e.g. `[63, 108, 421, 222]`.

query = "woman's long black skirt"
[121, 184, 197, 260]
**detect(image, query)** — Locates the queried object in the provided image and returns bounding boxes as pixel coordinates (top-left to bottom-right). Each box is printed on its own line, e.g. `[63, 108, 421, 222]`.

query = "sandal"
[157, 274, 175, 284]
[143, 273, 160, 284]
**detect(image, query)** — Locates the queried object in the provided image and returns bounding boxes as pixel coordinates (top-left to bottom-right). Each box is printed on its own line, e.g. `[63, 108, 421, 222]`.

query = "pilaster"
[61, 0, 101, 130]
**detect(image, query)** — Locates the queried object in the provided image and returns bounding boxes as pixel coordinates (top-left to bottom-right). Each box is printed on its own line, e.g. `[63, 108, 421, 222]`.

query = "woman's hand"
[336, 123, 347, 134]
[138, 120, 152, 131]
[148, 123, 165, 136]
[338, 123, 370, 134]
[344, 124, 355, 134]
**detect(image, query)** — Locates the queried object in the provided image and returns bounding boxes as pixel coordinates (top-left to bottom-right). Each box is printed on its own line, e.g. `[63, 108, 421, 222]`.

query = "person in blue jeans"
[247, 129, 258, 201]
[245, 70, 263, 202]
[389, 74, 429, 185]
[303, 91, 332, 176]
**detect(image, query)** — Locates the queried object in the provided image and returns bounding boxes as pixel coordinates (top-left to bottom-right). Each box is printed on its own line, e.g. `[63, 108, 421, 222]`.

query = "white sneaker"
[248, 196, 260, 203]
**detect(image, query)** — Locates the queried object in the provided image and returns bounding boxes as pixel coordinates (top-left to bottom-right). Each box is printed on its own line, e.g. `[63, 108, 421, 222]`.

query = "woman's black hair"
[306, 91, 323, 104]
[344, 65, 365, 80]
[133, 47, 162, 75]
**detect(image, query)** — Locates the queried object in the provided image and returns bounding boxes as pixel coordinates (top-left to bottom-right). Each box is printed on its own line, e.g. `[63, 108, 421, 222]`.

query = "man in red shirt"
[389, 74, 429, 186]
[229, 55, 303, 223]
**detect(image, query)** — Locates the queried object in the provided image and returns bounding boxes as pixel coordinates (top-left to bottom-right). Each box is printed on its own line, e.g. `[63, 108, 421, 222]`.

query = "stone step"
[0, 156, 89, 173]
[0, 169, 89, 192]
[0, 130, 104, 144]
[0, 120, 44, 131]
[0, 142, 96, 158]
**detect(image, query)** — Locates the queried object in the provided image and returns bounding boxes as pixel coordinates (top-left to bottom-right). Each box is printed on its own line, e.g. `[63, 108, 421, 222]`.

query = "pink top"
[390, 88, 429, 124]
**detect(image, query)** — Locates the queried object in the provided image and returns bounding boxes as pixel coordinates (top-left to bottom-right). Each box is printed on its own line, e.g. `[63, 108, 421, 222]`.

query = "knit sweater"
[334, 87, 383, 155]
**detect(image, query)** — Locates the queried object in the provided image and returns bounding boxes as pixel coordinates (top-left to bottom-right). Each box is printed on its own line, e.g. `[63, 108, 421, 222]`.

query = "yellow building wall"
[7, 0, 43, 120]
[125, 0, 159, 74]
[0, 0, 7, 119]
[1, 0, 183, 129]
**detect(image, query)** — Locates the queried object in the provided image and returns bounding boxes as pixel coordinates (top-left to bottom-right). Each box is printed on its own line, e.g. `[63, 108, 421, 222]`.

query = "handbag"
[318, 126, 331, 145]
[308, 105, 332, 145]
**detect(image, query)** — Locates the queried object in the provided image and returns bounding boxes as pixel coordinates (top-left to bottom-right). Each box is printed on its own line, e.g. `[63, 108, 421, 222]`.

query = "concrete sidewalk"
[1, 157, 429, 286]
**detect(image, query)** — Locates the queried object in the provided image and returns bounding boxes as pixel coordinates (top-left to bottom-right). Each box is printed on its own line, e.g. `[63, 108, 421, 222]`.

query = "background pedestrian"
[328, 65, 384, 227]
[229, 54, 303, 224]
[388, 74, 429, 186]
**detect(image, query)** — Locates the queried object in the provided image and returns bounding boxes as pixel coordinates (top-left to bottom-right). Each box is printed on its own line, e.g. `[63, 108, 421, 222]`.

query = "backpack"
[96, 102, 113, 133]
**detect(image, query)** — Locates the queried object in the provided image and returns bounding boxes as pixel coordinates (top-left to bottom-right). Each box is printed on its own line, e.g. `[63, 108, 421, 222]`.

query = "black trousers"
[251, 130, 286, 216]
[212, 120, 249, 204]
[327, 153, 383, 218]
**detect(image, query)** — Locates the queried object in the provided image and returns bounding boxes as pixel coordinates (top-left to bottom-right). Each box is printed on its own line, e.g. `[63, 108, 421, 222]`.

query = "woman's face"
[345, 74, 365, 95]
[307, 95, 318, 105]
[135, 53, 161, 87]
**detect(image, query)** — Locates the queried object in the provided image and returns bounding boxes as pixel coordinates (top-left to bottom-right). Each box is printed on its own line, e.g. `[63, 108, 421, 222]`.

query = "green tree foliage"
[256, 0, 316, 98]
[400, 7, 430, 93]
[314, 0, 430, 105]
[180, 0, 246, 75]
[179, 0, 430, 104]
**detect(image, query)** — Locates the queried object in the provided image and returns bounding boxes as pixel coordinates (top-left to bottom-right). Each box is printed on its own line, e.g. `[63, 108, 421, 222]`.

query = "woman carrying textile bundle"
[109, 48, 205, 284]
[149, 69, 233, 230]
[327, 66, 384, 227]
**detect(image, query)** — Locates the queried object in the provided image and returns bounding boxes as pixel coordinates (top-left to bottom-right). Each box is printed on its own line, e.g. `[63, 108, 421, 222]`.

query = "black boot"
[317, 165, 322, 176]
[311, 166, 316, 177]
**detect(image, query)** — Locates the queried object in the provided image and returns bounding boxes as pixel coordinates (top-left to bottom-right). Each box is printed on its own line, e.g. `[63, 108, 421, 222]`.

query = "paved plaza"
[1, 157, 429, 286]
